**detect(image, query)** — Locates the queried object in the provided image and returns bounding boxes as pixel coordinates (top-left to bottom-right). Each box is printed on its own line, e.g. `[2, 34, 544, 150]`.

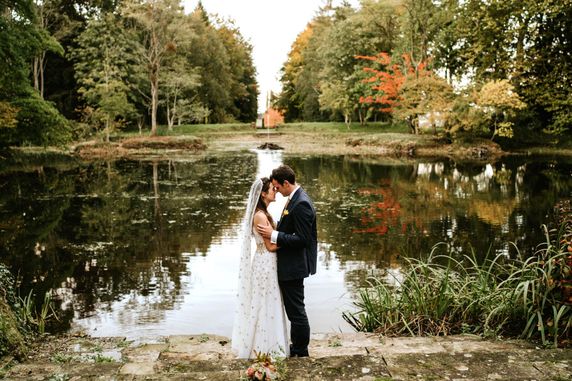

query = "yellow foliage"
[477, 80, 526, 111]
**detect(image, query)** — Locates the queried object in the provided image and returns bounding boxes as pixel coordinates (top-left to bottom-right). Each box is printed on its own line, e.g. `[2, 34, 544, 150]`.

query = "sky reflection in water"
[71, 150, 353, 339]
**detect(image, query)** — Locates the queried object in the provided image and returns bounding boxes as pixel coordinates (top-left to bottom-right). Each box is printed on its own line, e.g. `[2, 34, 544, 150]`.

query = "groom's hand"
[256, 224, 273, 239]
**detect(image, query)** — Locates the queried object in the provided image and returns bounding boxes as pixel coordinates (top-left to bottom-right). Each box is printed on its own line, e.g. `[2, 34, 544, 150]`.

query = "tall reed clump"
[344, 223, 571, 347]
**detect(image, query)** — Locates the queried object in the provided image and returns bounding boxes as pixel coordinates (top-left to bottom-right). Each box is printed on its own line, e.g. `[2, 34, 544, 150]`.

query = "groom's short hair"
[271, 165, 296, 185]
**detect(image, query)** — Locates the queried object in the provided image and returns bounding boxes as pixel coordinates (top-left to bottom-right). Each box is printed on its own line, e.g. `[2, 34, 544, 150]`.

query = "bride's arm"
[253, 212, 278, 252]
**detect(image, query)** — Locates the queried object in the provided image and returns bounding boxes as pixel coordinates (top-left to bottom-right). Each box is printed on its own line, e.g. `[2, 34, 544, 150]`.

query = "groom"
[256, 164, 317, 357]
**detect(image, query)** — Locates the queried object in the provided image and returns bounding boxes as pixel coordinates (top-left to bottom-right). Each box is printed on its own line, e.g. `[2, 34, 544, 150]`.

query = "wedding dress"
[232, 179, 289, 359]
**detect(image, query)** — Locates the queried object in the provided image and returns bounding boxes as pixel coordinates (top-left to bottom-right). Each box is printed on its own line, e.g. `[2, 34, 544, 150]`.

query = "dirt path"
[3, 333, 571, 380]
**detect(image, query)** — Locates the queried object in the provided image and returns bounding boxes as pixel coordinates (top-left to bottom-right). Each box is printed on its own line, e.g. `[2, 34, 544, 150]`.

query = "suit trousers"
[278, 278, 310, 357]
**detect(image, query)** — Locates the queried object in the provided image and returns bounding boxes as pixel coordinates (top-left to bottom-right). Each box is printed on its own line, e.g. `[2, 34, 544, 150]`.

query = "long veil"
[231, 178, 262, 356]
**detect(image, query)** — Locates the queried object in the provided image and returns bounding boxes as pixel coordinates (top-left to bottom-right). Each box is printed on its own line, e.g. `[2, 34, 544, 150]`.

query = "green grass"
[343, 223, 572, 348]
[51, 353, 75, 364]
[114, 121, 410, 138]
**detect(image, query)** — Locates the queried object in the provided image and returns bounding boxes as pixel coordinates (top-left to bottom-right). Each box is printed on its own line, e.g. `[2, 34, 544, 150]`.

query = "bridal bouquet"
[245, 351, 278, 380]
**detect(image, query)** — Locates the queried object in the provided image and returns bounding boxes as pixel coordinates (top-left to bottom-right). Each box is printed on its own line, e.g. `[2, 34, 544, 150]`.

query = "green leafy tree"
[31, 0, 72, 99]
[175, 98, 210, 124]
[276, 24, 314, 121]
[216, 20, 258, 122]
[318, 1, 400, 125]
[72, 13, 140, 141]
[516, 0, 572, 134]
[185, 4, 231, 123]
[162, 56, 200, 130]
[122, 0, 193, 134]
[398, 0, 440, 66]
[319, 80, 353, 127]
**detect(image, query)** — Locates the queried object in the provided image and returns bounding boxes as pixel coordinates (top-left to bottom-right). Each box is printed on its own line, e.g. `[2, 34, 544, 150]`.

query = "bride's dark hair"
[256, 177, 276, 228]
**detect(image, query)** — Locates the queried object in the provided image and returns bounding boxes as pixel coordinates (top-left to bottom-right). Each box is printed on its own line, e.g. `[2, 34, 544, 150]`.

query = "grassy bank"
[7, 121, 571, 160]
[343, 220, 572, 348]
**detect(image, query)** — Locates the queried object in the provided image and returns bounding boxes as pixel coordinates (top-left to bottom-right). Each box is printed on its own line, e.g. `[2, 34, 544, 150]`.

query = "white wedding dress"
[232, 180, 289, 359]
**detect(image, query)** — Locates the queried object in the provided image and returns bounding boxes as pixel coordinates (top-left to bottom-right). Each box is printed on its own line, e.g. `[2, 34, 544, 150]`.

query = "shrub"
[0, 95, 72, 147]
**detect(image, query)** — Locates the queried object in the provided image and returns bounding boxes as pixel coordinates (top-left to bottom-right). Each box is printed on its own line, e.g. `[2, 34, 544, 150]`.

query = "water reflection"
[0, 153, 570, 339]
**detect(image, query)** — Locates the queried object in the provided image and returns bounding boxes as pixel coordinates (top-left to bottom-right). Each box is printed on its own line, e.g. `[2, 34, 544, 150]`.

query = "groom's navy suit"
[276, 187, 317, 357]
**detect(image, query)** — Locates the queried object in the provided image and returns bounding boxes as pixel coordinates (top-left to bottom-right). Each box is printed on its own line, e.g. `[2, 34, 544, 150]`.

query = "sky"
[182, 0, 359, 113]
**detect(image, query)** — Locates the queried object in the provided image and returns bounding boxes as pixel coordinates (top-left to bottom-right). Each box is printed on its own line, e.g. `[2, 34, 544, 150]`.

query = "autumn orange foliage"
[356, 52, 430, 113]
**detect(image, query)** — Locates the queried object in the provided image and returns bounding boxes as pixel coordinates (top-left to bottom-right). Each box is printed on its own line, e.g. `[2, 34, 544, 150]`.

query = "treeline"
[0, 0, 257, 146]
[277, 0, 571, 140]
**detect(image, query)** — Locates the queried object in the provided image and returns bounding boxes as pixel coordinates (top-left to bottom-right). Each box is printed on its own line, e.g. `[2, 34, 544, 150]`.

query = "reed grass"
[17, 290, 58, 334]
[343, 224, 572, 347]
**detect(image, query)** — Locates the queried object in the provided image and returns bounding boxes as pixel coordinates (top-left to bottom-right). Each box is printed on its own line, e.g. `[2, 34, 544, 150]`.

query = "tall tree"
[122, 0, 193, 135]
[72, 13, 140, 141]
[318, 1, 399, 125]
[216, 20, 258, 122]
[185, 4, 230, 123]
[31, 0, 71, 99]
[162, 56, 200, 130]
[276, 24, 314, 121]
[398, 0, 440, 70]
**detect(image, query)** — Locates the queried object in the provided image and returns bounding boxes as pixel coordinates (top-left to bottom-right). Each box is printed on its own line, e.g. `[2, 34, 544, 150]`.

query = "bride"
[231, 177, 289, 358]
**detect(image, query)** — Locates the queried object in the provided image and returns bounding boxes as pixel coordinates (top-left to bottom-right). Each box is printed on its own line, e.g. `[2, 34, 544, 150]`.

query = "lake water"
[1, 150, 571, 340]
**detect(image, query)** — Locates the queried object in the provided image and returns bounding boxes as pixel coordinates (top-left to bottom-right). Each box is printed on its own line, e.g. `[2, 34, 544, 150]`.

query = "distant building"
[263, 107, 284, 128]
[255, 114, 264, 128]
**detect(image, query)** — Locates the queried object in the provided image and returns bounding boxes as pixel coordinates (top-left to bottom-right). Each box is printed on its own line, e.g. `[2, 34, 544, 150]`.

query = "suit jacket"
[276, 187, 318, 281]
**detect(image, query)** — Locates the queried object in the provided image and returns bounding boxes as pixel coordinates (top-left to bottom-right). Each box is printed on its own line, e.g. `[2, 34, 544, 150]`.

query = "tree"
[72, 13, 140, 141]
[476, 79, 526, 140]
[319, 80, 353, 127]
[0, 0, 71, 146]
[395, 73, 455, 135]
[185, 4, 231, 123]
[276, 24, 314, 121]
[356, 52, 405, 114]
[516, 0, 572, 134]
[31, 0, 72, 99]
[357, 52, 455, 134]
[398, 0, 440, 66]
[162, 57, 200, 130]
[431, 0, 464, 84]
[318, 1, 399, 125]
[216, 20, 258, 122]
[176, 98, 210, 124]
[122, 0, 193, 135]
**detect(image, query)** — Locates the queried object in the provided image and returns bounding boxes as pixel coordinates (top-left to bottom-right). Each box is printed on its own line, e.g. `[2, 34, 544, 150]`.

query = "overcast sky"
[182, 0, 359, 113]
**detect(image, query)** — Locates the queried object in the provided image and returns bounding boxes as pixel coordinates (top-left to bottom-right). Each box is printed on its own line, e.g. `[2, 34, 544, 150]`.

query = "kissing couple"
[231, 164, 318, 359]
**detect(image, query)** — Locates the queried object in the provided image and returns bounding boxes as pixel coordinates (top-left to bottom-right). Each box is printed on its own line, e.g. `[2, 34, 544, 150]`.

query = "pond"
[0, 150, 571, 340]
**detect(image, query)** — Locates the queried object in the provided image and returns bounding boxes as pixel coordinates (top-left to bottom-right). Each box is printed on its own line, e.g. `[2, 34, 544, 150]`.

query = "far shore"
[3, 122, 572, 162]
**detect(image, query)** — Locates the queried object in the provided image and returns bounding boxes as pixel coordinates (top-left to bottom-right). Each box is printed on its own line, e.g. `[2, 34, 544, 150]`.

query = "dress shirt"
[271, 185, 300, 244]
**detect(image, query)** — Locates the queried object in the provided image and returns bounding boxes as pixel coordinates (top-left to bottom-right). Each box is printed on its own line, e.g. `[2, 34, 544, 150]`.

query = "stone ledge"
[4, 333, 571, 381]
